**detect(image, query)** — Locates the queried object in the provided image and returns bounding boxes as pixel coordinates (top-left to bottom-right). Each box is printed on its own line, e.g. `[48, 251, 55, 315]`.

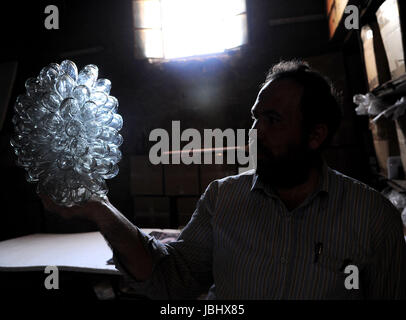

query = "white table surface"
[0, 229, 179, 275]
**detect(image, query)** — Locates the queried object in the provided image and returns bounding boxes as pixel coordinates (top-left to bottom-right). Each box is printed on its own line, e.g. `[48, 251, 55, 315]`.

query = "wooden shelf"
[359, 0, 386, 25]
[384, 177, 406, 192]
[372, 73, 406, 100]
[329, 0, 386, 43]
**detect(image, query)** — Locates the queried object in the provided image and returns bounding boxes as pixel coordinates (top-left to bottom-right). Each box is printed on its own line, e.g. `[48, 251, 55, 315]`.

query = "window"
[133, 0, 248, 60]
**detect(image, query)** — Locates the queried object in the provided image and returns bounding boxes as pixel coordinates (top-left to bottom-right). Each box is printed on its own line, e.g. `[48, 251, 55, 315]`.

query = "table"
[0, 229, 180, 300]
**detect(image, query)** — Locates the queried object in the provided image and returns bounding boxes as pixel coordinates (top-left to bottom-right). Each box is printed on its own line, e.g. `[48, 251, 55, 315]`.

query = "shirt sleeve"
[362, 198, 406, 299]
[110, 181, 218, 300]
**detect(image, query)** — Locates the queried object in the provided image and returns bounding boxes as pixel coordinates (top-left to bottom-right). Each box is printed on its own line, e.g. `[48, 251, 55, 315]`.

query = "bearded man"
[42, 61, 406, 299]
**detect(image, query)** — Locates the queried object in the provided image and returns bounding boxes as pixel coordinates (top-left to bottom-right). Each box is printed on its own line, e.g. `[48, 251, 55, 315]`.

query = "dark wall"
[0, 0, 372, 240]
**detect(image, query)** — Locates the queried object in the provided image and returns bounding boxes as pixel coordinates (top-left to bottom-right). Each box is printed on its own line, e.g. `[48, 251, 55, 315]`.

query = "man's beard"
[254, 140, 321, 189]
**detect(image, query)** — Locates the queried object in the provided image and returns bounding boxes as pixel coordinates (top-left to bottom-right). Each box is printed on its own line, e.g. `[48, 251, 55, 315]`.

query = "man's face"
[250, 78, 318, 188]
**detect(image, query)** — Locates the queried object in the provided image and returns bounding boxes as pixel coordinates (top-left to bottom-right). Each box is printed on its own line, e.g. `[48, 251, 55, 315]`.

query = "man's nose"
[250, 119, 264, 141]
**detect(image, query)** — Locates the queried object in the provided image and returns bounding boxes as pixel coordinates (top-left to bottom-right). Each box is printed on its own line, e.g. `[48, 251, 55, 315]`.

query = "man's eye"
[266, 115, 281, 124]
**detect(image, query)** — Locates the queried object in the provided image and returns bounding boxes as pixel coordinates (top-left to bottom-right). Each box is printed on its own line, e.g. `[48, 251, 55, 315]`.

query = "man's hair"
[263, 60, 342, 148]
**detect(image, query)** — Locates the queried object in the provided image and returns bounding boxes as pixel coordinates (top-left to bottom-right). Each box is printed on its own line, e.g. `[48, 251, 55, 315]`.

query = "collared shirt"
[112, 165, 406, 299]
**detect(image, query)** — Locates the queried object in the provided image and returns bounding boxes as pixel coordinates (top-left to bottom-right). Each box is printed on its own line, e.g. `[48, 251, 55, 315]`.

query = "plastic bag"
[401, 207, 406, 227]
[382, 188, 406, 211]
[353, 93, 388, 116]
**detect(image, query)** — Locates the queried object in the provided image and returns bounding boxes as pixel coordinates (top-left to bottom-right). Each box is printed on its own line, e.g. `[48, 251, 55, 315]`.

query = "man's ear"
[308, 124, 328, 150]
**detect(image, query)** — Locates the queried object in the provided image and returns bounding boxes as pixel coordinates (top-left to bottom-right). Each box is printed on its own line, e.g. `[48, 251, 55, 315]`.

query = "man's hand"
[40, 193, 153, 280]
[39, 194, 107, 223]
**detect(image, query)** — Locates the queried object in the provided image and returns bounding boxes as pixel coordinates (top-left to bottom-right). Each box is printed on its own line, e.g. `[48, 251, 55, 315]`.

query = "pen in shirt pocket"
[314, 242, 323, 263]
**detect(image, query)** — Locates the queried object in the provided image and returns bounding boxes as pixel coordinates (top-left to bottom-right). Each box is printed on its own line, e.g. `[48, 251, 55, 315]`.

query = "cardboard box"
[133, 196, 170, 216]
[376, 0, 405, 80]
[200, 164, 237, 191]
[369, 117, 400, 176]
[164, 164, 199, 195]
[361, 25, 380, 90]
[176, 197, 199, 227]
[327, 0, 349, 39]
[326, 0, 335, 16]
[130, 155, 163, 195]
[133, 196, 170, 226]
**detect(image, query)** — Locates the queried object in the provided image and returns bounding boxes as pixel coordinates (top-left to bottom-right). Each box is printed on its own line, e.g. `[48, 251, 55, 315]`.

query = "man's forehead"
[254, 78, 304, 112]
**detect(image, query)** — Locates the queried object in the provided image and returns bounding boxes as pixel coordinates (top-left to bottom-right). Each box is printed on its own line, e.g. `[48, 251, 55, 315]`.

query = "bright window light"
[133, 0, 248, 60]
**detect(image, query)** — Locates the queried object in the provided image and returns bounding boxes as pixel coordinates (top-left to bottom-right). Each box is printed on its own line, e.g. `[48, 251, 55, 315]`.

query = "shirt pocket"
[316, 253, 346, 274]
[315, 250, 363, 277]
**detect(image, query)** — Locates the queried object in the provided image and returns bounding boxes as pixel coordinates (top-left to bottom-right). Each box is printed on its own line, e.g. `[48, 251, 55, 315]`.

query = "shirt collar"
[250, 161, 330, 198]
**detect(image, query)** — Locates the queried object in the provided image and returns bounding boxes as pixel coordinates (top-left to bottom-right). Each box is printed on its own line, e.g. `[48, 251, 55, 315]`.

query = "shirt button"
[281, 257, 287, 264]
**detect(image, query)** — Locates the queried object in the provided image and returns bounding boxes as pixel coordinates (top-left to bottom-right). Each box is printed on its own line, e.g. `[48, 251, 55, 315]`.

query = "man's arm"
[41, 180, 217, 299]
[40, 195, 153, 281]
[116, 181, 217, 299]
[362, 199, 406, 299]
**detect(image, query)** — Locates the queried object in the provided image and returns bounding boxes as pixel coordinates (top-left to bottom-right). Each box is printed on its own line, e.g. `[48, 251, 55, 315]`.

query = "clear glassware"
[60, 60, 78, 82]
[25, 78, 43, 99]
[94, 78, 111, 95]
[60, 98, 80, 119]
[110, 146, 122, 164]
[94, 158, 113, 175]
[10, 60, 123, 206]
[72, 85, 90, 104]
[90, 91, 108, 106]
[78, 64, 98, 89]
[79, 101, 98, 122]
[85, 120, 103, 138]
[39, 65, 59, 87]
[65, 119, 83, 137]
[103, 96, 118, 113]
[95, 109, 113, 126]
[109, 114, 123, 131]
[43, 113, 63, 134]
[69, 137, 88, 156]
[89, 140, 110, 158]
[103, 164, 119, 179]
[40, 92, 62, 112]
[56, 152, 74, 170]
[56, 74, 75, 99]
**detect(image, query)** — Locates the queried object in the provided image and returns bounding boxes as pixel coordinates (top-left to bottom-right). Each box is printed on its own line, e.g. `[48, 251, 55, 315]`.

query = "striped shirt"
[113, 164, 406, 299]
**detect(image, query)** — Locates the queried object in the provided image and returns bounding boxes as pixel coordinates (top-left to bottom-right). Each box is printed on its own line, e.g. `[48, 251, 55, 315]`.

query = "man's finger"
[39, 194, 62, 213]
[39, 194, 52, 208]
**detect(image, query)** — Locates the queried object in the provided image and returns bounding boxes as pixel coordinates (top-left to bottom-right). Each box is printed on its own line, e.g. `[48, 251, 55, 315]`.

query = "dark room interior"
[0, 0, 405, 304]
